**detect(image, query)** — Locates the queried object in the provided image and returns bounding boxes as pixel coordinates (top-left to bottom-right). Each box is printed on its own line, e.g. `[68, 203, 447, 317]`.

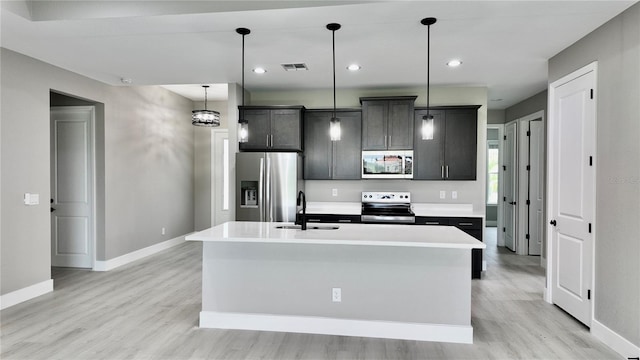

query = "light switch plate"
[24, 193, 40, 205]
[452, 191, 458, 199]
[439, 191, 446, 199]
[332, 189, 338, 197]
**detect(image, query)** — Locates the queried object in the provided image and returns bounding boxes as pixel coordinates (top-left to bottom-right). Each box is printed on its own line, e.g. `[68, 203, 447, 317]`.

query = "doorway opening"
[486, 126, 503, 231]
[50, 91, 104, 271]
[501, 111, 545, 256]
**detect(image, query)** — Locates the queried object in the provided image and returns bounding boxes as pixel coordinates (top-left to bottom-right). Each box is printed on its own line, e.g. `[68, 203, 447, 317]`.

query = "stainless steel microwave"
[361, 151, 413, 179]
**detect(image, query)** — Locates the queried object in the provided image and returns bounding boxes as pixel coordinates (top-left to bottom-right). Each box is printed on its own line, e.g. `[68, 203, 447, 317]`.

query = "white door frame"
[503, 121, 518, 252]
[211, 129, 230, 226]
[50, 105, 97, 269]
[545, 62, 597, 312]
[487, 124, 504, 245]
[515, 110, 545, 256]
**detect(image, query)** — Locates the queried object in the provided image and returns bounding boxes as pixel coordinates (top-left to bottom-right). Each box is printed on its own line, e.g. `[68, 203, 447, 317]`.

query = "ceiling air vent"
[281, 63, 308, 71]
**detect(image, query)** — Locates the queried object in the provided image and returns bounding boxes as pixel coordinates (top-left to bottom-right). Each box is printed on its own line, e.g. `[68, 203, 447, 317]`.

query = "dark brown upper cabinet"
[238, 106, 304, 152]
[304, 109, 362, 180]
[413, 105, 480, 180]
[360, 96, 417, 150]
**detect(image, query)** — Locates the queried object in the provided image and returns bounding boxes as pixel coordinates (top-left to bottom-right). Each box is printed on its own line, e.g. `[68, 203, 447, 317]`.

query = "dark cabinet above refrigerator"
[239, 106, 305, 152]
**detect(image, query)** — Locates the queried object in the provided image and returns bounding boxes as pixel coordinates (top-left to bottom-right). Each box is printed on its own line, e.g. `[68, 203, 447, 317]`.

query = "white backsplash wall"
[306, 180, 483, 210]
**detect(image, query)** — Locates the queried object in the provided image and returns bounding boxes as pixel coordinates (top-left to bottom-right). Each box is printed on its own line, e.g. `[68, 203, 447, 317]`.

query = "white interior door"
[548, 64, 595, 326]
[50, 106, 94, 268]
[503, 121, 518, 252]
[528, 120, 544, 256]
[212, 130, 231, 226]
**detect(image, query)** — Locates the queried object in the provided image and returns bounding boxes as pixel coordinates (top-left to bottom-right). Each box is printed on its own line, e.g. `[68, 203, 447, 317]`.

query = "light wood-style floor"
[1, 228, 621, 360]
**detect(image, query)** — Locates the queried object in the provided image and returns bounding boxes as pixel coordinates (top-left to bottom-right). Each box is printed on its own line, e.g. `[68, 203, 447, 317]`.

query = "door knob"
[509, 201, 516, 205]
[550, 219, 557, 226]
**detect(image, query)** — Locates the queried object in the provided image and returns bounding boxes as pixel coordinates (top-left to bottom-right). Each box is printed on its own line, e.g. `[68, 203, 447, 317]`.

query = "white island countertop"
[186, 221, 485, 249]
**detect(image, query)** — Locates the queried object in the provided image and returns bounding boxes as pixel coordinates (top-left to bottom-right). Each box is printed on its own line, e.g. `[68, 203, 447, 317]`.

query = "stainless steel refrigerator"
[236, 152, 304, 222]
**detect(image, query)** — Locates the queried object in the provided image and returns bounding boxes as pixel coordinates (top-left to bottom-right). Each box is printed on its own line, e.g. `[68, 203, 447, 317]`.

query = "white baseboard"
[592, 319, 640, 359]
[200, 311, 473, 344]
[94, 234, 188, 271]
[0, 279, 54, 310]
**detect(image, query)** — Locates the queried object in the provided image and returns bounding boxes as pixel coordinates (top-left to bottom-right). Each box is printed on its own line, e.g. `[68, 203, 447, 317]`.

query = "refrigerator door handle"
[266, 156, 272, 222]
[259, 158, 265, 222]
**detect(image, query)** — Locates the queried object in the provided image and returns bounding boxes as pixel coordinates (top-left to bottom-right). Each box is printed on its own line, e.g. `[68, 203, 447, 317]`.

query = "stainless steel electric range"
[360, 191, 415, 224]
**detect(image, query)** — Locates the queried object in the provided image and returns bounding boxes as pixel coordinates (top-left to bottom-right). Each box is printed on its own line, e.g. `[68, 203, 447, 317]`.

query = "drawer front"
[414, 216, 449, 226]
[449, 217, 482, 230]
[297, 214, 361, 224]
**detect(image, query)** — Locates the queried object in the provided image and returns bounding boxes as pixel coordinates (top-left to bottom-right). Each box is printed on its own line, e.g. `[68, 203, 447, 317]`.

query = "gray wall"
[505, 90, 547, 123]
[548, 3, 640, 346]
[1, 48, 195, 295]
[250, 86, 488, 212]
[487, 109, 506, 124]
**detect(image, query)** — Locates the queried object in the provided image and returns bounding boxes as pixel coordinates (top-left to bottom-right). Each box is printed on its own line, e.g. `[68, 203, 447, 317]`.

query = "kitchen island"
[186, 221, 485, 344]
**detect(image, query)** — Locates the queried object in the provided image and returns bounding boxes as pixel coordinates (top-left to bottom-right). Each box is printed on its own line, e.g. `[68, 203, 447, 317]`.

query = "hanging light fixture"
[192, 85, 220, 127]
[327, 23, 341, 141]
[421, 17, 437, 140]
[236, 27, 251, 143]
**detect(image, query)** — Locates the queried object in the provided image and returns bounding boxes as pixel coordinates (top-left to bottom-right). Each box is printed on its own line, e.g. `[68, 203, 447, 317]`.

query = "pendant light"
[192, 85, 220, 127]
[236, 27, 251, 143]
[327, 23, 341, 141]
[421, 17, 437, 140]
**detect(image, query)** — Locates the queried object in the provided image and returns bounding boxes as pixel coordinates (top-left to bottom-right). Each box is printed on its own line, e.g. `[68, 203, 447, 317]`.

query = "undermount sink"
[275, 225, 340, 230]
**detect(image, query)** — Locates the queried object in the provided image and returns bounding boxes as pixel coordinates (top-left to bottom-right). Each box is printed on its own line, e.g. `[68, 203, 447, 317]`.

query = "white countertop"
[186, 221, 486, 249]
[305, 201, 484, 218]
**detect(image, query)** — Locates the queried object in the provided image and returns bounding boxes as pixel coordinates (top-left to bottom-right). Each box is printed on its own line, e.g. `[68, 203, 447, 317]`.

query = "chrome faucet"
[296, 190, 307, 230]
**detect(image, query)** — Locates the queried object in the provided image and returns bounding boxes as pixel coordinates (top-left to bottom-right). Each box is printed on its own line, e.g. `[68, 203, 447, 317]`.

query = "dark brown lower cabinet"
[416, 216, 483, 279]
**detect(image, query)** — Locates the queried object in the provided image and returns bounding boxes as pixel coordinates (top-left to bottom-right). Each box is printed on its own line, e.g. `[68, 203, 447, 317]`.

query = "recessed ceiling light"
[446, 59, 462, 67]
[120, 77, 132, 84]
[347, 64, 361, 71]
[490, 98, 503, 102]
[253, 67, 266, 74]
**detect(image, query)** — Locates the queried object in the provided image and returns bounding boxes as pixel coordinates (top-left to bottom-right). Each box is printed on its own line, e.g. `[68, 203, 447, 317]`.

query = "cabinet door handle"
[424, 221, 440, 225]
[446, 165, 449, 179]
[441, 165, 444, 179]
[308, 219, 321, 222]
[388, 135, 392, 147]
[270, 134, 274, 147]
[338, 219, 352, 223]
[458, 222, 474, 226]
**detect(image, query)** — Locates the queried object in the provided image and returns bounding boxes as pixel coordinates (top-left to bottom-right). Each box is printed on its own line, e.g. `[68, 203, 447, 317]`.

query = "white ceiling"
[1, 1, 636, 108]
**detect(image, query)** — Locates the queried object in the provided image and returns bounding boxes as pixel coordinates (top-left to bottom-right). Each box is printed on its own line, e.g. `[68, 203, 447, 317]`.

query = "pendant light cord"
[327, 23, 341, 120]
[420, 17, 436, 120]
[332, 28, 336, 119]
[426, 23, 430, 117]
[241, 33, 245, 107]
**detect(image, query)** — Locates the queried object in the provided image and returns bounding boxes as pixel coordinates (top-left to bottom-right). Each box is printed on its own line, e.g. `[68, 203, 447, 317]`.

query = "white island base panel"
[191, 222, 483, 345]
[200, 311, 472, 343]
